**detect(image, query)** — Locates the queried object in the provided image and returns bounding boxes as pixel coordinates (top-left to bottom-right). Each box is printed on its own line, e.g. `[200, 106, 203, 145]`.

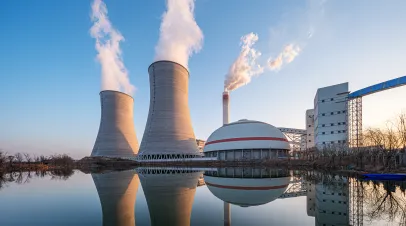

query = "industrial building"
[91, 90, 139, 157]
[138, 61, 201, 160]
[203, 119, 290, 161]
[306, 109, 315, 149]
[313, 83, 349, 148]
[92, 170, 139, 226]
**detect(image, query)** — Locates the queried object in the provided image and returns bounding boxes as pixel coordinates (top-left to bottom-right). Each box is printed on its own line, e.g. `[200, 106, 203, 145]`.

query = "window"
[342, 130, 346, 133]
[338, 122, 341, 125]
[338, 131, 341, 134]
[343, 122, 346, 125]
[342, 110, 346, 113]
[308, 125, 311, 127]
[331, 141, 334, 144]
[331, 112, 334, 115]
[322, 132, 325, 135]
[338, 140, 341, 143]
[331, 131, 334, 134]
[331, 123, 334, 126]
[337, 111, 341, 114]
[332, 200, 335, 203]
[338, 193, 341, 196]
[322, 124, 325, 127]
[322, 100, 325, 103]
[308, 140, 311, 142]
[342, 140, 346, 144]
[323, 199, 326, 202]
[331, 98, 334, 101]
[322, 142, 325, 144]
[322, 113, 325, 116]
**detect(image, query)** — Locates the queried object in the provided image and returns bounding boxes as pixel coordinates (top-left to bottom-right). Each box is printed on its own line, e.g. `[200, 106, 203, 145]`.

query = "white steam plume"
[268, 44, 301, 71]
[224, 33, 264, 92]
[154, 0, 203, 69]
[90, 0, 135, 95]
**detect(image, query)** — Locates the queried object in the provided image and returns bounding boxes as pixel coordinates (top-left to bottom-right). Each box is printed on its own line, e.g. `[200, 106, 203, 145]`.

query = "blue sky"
[1, 0, 406, 158]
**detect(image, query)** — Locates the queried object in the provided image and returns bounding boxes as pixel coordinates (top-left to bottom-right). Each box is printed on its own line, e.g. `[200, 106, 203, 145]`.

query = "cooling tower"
[137, 168, 202, 226]
[91, 90, 139, 157]
[92, 170, 139, 226]
[223, 91, 229, 125]
[139, 61, 200, 159]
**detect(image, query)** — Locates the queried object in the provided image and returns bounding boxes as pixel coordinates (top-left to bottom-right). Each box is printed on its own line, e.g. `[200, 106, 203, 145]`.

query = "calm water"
[0, 168, 405, 226]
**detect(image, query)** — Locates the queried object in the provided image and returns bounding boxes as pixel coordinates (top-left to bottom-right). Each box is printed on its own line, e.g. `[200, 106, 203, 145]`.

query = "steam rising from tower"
[268, 44, 301, 71]
[90, 0, 135, 95]
[154, 0, 203, 69]
[224, 33, 263, 92]
[92, 91, 139, 157]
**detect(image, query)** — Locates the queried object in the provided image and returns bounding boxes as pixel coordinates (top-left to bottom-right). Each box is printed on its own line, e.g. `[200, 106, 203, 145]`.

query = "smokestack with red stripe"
[223, 91, 229, 125]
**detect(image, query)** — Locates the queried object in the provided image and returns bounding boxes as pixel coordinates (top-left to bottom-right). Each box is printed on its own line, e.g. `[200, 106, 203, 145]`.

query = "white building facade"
[314, 83, 349, 149]
[306, 109, 315, 150]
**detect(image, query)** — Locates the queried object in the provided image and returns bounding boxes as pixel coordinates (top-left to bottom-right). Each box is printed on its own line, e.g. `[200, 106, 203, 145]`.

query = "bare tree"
[23, 153, 32, 165]
[14, 153, 23, 165]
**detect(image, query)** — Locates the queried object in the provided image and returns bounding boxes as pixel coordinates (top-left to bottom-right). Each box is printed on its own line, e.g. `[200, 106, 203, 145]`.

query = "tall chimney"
[223, 91, 229, 125]
[139, 61, 200, 159]
[91, 90, 139, 157]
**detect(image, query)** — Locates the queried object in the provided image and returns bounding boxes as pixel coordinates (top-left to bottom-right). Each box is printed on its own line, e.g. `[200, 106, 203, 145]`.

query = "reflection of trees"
[0, 169, 75, 190]
[363, 180, 406, 225]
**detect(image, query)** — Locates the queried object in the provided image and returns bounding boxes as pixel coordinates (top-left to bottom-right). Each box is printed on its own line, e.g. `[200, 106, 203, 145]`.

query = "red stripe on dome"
[206, 182, 288, 190]
[205, 137, 288, 145]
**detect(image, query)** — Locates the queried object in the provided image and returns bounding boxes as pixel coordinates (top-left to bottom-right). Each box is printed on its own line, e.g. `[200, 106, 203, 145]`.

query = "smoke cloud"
[224, 33, 264, 92]
[268, 44, 301, 71]
[154, 0, 204, 69]
[90, 0, 135, 95]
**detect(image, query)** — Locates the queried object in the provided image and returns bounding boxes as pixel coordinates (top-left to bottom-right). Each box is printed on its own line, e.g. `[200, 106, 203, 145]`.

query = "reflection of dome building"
[204, 168, 290, 207]
[92, 170, 139, 226]
[204, 120, 290, 161]
[137, 168, 203, 226]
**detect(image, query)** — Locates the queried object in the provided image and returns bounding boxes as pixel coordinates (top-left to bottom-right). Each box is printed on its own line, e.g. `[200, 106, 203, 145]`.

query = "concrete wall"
[92, 90, 139, 157]
[139, 61, 200, 157]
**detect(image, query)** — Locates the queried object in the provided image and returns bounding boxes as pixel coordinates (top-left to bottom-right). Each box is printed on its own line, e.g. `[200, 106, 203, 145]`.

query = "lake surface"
[0, 168, 405, 226]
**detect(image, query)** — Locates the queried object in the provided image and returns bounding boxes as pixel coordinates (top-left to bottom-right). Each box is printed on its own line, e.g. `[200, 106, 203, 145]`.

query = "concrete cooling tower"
[91, 90, 139, 157]
[138, 61, 200, 160]
[92, 170, 139, 226]
[137, 168, 203, 226]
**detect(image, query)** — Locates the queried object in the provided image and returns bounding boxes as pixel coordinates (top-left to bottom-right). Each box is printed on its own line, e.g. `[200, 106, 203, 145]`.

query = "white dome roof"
[204, 120, 289, 152]
[204, 175, 290, 207]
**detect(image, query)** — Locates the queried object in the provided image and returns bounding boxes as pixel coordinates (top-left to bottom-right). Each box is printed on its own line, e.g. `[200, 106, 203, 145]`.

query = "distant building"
[196, 139, 206, 153]
[306, 109, 315, 150]
[314, 83, 349, 149]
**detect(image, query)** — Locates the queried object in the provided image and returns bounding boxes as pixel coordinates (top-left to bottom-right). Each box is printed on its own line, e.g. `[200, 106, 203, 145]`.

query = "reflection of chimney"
[92, 170, 139, 226]
[223, 91, 229, 125]
[138, 170, 202, 226]
[224, 202, 231, 226]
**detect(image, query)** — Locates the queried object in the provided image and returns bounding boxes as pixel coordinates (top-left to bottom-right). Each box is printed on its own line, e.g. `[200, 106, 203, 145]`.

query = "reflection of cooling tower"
[92, 170, 139, 226]
[138, 169, 202, 226]
[92, 90, 139, 157]
[139, 61, 200, 159]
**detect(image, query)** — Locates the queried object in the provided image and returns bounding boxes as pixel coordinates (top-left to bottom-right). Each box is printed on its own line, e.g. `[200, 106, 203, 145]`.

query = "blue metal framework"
[348, 75, 406, 99]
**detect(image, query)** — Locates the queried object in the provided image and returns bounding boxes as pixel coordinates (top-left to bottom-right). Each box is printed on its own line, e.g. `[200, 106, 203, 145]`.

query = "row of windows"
[321, 122, 346, 127]
[320, 130, 347, 135]
[319, 210, 347, 216]
[321, 140, 347, 144]
[320, 110, 346, 117]
[323, 192, 347, 196]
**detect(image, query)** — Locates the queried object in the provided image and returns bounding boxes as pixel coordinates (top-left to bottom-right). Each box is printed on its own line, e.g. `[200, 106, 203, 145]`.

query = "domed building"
[204, 119, 290, 161]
